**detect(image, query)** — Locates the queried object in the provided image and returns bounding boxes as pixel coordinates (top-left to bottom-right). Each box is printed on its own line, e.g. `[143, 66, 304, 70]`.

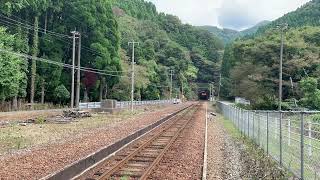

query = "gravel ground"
[207, 106, 291, 180]
[207, 112, 242, 180]
[148, 103, 205, 179]
[0, 103, 189, 180]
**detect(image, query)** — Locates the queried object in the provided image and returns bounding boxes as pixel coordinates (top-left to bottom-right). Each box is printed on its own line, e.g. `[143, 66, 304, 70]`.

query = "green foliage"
[199, 21, 270, 44]
[35, 116, 45, 124]
[309, 114, 320, 123]
[222, 26, 320, 109]
[114, 0, 223, 100]
[299, 77, 320, 110]
[0, 27, 26, 101]
[257, 0, 320, 35]
[54, 85, 69, 104]
[0, 0, 224, 105]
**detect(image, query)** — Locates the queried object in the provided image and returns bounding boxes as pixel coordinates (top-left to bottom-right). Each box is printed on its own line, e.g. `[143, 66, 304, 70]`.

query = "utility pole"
[128, 41, 139, 113]
[209, 83, 212, 101]
[181, 81, 183, 101]
[169, 69, 174, 101]
[218, 73, 222, 100]
[76, 33, 81, 109]
[71, 30, 79, 109]
[290, 77, 298, 108]
[278, 23, 288, 111]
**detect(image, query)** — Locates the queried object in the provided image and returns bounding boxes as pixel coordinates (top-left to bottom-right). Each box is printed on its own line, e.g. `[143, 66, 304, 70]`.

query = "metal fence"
[79, 100, 173, 110]
[217, 101, 320, 180]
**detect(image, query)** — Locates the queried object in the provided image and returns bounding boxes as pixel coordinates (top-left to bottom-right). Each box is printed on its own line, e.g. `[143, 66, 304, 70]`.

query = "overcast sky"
[147, 0, 311, 30]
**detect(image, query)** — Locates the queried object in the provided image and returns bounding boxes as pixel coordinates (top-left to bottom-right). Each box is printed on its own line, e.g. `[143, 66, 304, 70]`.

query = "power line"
[0, 13, 70, 38]
[0, 19, 127, 74]
[0, 15, 106, 57]
[0, 48, 129, 78]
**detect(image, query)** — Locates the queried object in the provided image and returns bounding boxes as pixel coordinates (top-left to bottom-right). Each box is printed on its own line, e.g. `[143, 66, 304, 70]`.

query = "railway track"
[77, 104, 199, 180]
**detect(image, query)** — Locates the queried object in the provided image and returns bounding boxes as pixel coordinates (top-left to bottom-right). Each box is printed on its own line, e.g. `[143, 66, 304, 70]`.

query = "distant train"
[198, 90, 210, 100]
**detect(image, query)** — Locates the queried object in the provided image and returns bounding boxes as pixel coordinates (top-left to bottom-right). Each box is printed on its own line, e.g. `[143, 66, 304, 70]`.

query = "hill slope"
[221, 0, 320, 110]
[257, 0, 320, 33]
[199, 20, 270, 44]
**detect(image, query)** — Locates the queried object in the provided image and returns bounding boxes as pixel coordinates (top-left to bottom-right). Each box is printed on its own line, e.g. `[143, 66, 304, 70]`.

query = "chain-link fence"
[79, 100, 174, 109]
[217, 102, 320, 180]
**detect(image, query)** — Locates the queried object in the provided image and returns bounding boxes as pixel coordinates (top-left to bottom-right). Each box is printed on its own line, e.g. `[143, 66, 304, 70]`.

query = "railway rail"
[76, 103, 199, 180]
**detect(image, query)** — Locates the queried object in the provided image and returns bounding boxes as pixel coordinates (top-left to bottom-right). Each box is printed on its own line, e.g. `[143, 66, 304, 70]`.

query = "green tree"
[0, 27, 25, 102]
[54, 84, 70, 104]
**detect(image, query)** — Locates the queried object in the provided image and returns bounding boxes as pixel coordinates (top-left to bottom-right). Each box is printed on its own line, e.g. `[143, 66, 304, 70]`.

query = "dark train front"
[198, 90, 210, 100]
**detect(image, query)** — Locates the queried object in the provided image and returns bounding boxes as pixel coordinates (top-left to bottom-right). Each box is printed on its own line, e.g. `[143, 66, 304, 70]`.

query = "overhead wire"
[0, 48, 129, 78]
[0, 14, 109, 57]
[0, 17, 128, 73]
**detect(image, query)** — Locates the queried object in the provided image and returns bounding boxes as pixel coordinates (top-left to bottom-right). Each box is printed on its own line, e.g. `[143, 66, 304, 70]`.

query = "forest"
[0, 0, 223, 110]
[220, 0, 320, 110]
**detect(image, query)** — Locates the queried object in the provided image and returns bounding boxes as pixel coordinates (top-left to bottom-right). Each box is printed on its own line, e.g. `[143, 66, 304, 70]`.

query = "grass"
[217, 104, 320, 180]
[0, 106, 159, 156]
[214, 105, 294, 179]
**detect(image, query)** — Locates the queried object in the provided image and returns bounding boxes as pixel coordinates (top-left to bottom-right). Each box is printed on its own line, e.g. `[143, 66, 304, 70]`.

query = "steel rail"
[90, 104, 198, 180]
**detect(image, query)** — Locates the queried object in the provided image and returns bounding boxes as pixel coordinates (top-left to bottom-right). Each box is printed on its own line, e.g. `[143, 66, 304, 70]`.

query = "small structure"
[235, 97, 250, 105]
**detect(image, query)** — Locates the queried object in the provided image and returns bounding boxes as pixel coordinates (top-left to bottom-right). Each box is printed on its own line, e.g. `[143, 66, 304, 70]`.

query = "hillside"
[111, 0, 224, 100]
[240, 20, 270, 36]
[221, 0, 320, 110]
[199, 20, 270, 44]
[198, 26, 239, 44]
[257, 0, 320, 34]
[0, 0, 224, 107]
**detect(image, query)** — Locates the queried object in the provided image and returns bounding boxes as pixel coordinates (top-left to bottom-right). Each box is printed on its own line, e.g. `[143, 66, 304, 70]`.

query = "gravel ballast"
[0, 104, 189, 180]
[149, 103, 205, 179]
[206, 112, 242, 179]
[206, 106, 291, 179]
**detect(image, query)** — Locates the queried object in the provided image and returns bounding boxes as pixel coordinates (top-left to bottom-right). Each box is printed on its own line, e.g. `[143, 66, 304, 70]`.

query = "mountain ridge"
[198, 20, 271, 44]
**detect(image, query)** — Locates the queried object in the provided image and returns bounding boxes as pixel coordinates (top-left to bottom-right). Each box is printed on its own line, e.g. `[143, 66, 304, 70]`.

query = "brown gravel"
[0, 103, 190, 180]
[206, 110, 242, 180]
[0, 109, 64, 122]
[206, 106, 290, 180]
[148, 103, 205, 180]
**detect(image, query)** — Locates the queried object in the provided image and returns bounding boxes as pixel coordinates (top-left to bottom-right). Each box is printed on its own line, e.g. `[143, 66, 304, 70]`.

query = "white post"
[288, 118, 291, 146]
[128, 41, 139, 113]
[308, 120, 312, 156]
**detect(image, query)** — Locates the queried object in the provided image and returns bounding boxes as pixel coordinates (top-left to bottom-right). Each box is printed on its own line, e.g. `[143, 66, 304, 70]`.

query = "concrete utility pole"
[169, 69, 174, 101]
[181, 81, 184, 100]
[278, 23, 288, 111]
[76, 33, 81, 109]
[290, 77, 298, 108]
[71, 31, 79, 109]
[218, 73, 222, 100]
[209, 83, 212, 101]
[128, 41, 139, 113]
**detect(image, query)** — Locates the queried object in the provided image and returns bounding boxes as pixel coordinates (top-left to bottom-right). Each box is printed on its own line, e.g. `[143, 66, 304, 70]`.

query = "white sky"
[147, 0, 311, 30]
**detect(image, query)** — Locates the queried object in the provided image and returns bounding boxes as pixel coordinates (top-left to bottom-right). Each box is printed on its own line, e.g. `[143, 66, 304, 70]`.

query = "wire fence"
[79, 100, 174, 110]
[217, 101, 320, 180]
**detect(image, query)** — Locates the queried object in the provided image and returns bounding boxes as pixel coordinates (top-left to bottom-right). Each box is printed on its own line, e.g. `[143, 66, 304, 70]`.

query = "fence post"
[300, 112, 304, 180]
[258, 112, 260, 146]
[243, 110, 245, 135]
[288, 117, 291, 146]
[237, 108, 240, 129]
[280, 111, 283, 166]
[253, 111, 255, 140]
[247, 111, 250, 137]
[240, 109, 243, 135]
[308, 120, 312, 156]
[267, 111, 269, 155]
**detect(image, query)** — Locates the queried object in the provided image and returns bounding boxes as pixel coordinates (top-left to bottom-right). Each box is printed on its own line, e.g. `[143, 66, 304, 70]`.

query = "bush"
[54, 85, 70, 104]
